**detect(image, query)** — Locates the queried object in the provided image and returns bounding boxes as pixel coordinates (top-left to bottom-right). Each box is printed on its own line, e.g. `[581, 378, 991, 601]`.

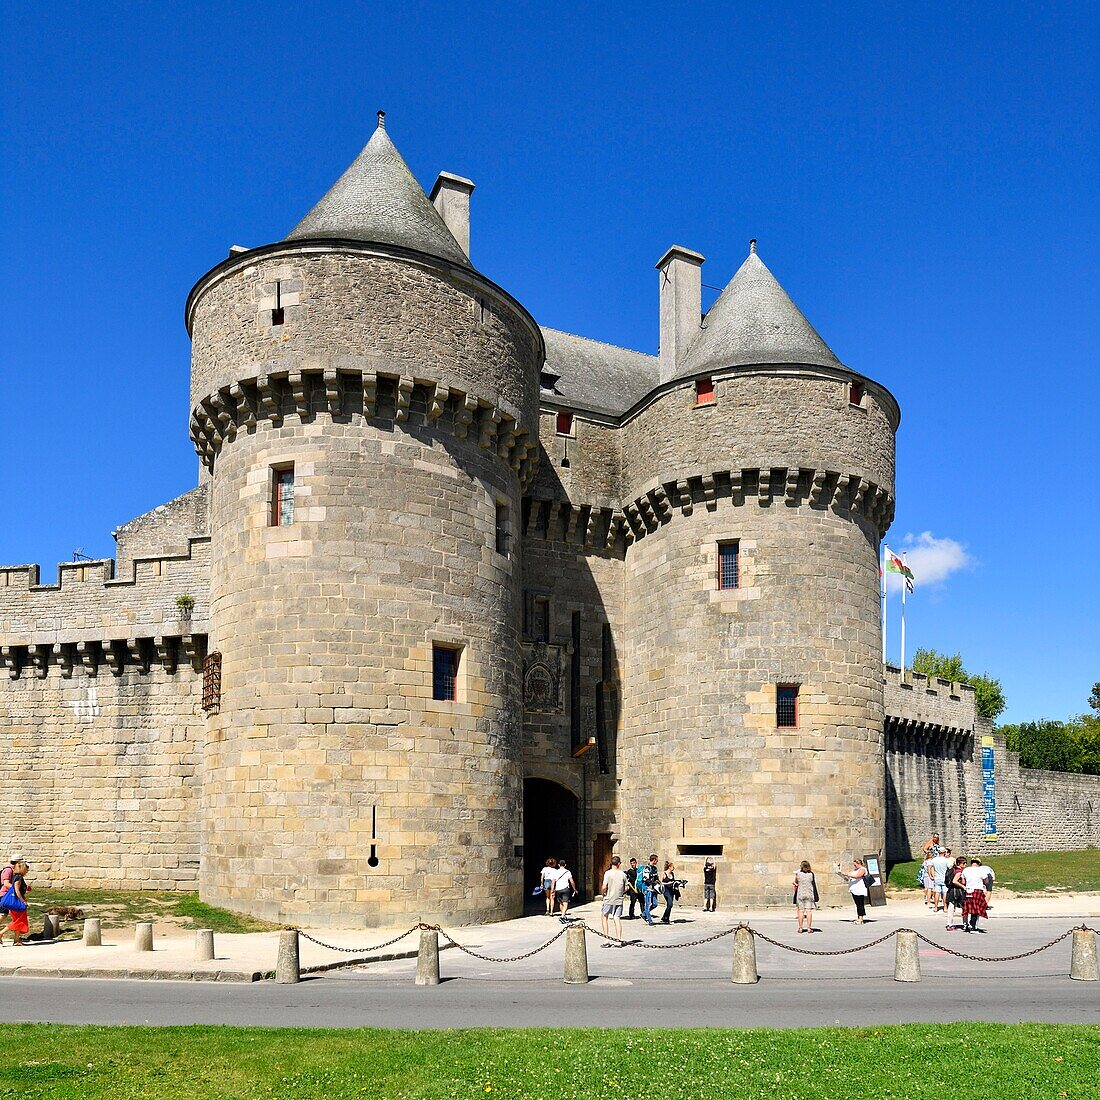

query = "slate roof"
[286, 113, 471, 268]
[540, 327, 659, 417]
[678, 246, 843, 379]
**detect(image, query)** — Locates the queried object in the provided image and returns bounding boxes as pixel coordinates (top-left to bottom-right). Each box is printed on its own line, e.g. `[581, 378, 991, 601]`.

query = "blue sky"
[1, 3, 1096, 723]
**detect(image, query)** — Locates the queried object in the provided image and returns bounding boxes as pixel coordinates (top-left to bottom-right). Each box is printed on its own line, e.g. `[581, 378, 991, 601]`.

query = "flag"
[884, 546, 915, 593]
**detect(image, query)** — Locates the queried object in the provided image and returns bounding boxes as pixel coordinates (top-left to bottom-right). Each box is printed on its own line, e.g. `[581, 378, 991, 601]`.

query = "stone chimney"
[656, 245, 705, 383]
[430, 172, 475, 259]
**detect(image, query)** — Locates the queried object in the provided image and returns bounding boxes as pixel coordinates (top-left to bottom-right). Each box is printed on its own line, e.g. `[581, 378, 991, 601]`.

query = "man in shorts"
[600, 855, 628, 945]
[931, 848, 952, 912]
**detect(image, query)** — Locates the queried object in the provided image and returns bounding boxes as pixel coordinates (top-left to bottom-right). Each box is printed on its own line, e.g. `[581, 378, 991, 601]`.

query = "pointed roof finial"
[376, 110, 386, 130]
[749, 238, 757, 254]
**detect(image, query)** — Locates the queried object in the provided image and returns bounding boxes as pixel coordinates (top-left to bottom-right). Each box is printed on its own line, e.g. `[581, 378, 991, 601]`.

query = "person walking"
[640, 854, 660, 926]
[599, 855, 628, 946]
[0, 859, 31, 947]
[554, 860, 577, 922]
[540, 857, 558, 916]
[931, 847, 951, 913]
[961, 857, 990, 932]
[0, 853, 18, 893]
[793, 860, 818, 933]
[944, 856, 967, 930]
[838, 857, 870, 925]
[659, 860, 679, 924]
[624, 857, 641, 919]
[920, 852, 937, 907]
[702, 858, 718, 912]
[977, 859, 996, 909]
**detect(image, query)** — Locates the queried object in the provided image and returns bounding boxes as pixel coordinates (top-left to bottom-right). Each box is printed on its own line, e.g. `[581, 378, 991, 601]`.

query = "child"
[0, 860, 30, 946]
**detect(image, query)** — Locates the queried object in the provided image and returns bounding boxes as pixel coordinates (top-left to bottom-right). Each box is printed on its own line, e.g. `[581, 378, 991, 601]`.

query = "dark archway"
[523, 778, 578, 910]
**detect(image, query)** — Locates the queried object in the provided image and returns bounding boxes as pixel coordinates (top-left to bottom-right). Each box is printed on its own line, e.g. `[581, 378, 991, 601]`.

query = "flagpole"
[881, 544, 887, 666]
[900, 552, 908, 671]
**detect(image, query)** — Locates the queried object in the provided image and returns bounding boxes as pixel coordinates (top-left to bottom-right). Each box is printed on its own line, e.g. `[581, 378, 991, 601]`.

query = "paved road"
[2, 911, 1096, 1028]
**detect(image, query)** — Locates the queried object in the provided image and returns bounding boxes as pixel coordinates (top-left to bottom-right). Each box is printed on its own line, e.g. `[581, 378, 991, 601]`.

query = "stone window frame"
[776, 683, 799, 728]
[555, 411, 575, 438]
[494, 499, 511, 558]
[523, 589, 552, 643]
[848, 379, 868, 411]
[431, 641, 463, 703]
[717, 540, 740, 590]
[269, 464, 295, 527]
[707, 538, 759, 607]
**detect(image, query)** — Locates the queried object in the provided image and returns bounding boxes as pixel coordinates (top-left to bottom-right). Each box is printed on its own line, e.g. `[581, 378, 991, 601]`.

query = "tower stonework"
[186, 120, 542, 925]
[11, 116, 1093, 926]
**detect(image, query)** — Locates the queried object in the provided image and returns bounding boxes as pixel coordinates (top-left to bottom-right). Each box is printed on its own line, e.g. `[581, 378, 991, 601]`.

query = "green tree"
[1089, 681, 1100, 712]
[911, 648, 1006, 721]
[1001, 720, 1084, 773]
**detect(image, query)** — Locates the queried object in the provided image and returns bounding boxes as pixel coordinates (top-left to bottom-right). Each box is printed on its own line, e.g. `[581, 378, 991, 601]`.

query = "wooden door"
[592, 832, 613, 897]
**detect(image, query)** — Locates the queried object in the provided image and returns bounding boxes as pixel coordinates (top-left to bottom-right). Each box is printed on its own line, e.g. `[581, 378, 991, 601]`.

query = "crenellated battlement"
[0, 537, 210, 646]
[884, 664, 977, 736]
[190, 368, 539, 489]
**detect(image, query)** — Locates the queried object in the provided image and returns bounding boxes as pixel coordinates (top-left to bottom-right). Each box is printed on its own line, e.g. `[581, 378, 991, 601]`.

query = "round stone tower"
[618, 243, 899, 906]
[185, 114, 542, 926]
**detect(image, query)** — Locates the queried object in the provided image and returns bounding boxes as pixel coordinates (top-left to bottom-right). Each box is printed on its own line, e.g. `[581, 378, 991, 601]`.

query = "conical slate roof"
[286, 113, 471, 267]
[679, 244, 842, 378]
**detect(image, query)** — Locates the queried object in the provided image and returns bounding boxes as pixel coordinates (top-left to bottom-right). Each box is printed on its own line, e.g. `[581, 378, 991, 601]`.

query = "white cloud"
[884, 531, 972, 591]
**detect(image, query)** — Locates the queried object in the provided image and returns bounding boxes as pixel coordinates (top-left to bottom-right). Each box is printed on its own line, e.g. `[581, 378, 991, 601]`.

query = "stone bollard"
[563, 923, 589, 984]
[1069, 928, 1099, 981]
[41, 913, 61, 941]
[894, 930, 921, 982]
[731, 925, 758, 984]
[83, 918, 102, 947]
[194, 928, 215, 962]
[275, 929, 301, 984]
[134, 922, 154, 952]
[415, 928, 441, 986]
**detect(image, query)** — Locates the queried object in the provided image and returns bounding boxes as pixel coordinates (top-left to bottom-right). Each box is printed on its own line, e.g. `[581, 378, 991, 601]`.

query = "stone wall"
[620, 370, 897, 503]
[113, 485, 209, 576]
[0, 662, 203, 889]
[885, 669, 1100, 859]
[188, 246, 541, 435]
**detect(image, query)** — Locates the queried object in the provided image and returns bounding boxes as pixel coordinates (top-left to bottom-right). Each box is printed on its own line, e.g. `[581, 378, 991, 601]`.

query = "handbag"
[812, 873, 820, 904]
[0, 885, 26, 913]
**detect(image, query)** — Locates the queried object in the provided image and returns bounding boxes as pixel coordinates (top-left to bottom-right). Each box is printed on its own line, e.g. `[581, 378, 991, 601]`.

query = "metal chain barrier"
[910, 926, 1080, 963]
[424, 922, 572, 963]
[295, 925, 420, 954]
[582, 920, 743, 950]
[294, 921, 1097, 966]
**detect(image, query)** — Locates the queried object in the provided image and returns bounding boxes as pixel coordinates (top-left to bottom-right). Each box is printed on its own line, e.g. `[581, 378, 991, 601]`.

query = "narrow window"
[525, 593, 550, 642]
[271, 280, 285, 327]
[717, 541, 739, 590]
[556, 411, 574, 436]
[695, 378, 715, 406]
[601, 622, 613, 683]
[495, 501, 510, 556]
[777, 684, 799, 728]
[432, 644, 460, 702]
[849, 380, 865, 406]
[569, 611, 582, 748]
[271, 465, 295, 526]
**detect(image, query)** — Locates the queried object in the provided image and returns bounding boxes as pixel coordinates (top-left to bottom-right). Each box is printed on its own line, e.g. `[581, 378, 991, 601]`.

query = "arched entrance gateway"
[523, 778, 578, 910]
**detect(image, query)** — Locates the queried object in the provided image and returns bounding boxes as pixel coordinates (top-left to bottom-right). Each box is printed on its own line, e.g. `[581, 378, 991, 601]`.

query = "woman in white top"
[839, 857, 870, 925]
[540, 858, 558, 916]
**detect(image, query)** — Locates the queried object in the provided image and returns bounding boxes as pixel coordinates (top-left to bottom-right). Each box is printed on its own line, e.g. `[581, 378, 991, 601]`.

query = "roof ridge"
[541, 325, 656, 360]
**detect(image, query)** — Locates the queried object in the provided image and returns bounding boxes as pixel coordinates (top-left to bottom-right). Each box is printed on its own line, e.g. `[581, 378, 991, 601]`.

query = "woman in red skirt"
[0, 859, 31, 946]
[960, 857, 989, 932]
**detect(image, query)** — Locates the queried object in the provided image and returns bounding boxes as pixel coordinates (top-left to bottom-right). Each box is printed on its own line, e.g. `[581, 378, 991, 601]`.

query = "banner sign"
[981, 734, 997, 838]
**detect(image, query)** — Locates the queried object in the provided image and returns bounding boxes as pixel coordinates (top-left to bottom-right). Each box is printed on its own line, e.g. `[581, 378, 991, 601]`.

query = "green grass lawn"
[886, 848, 1100, 895]
[25, 889, 277, 935]
[0, 1024, 1095, 1099]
